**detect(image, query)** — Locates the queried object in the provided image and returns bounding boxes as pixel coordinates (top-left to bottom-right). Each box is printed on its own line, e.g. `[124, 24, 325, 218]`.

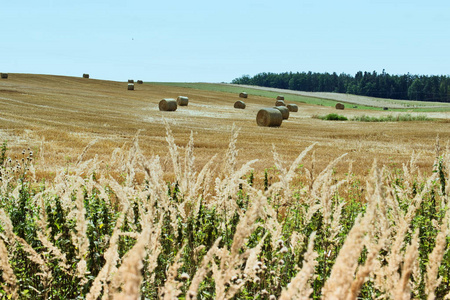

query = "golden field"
[0, 73, 449, 181]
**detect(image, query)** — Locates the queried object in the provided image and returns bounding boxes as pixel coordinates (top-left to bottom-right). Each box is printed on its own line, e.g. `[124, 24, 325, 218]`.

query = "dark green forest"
[232, 70, 450, 102]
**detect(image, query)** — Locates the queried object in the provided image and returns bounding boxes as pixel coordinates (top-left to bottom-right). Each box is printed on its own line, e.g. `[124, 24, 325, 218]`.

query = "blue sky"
[1, 0, 449, 82]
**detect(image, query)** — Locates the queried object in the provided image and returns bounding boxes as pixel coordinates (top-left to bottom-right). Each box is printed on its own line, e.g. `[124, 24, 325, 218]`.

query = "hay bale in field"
[159, 98, 177, 111]
[234, 100, 246, 109]
[273, 106, 290, 120]
[335, 103, 345, 110]
[1, 73, 8, 79]
[239, 92, 248, 98]
[275, 100, 286, 106]
[128, 83, 135, 90]
[177, 96, 189, 106]
[137, 80, 143, 84]
[383, 107, 388, 111]
[256, 108, 283, 127]
[276, 95, 284, 100]
[82, 73, 89, 78]
[287, 104, 298, 112]
[128, 79, 134, 83]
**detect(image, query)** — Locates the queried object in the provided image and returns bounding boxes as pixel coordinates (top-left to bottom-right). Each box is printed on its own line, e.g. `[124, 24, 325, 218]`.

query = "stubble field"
[0, 73, 449, 182]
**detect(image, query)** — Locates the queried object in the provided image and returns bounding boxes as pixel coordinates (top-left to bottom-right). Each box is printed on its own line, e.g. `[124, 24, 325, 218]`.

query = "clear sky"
[1, 0, 449, 82]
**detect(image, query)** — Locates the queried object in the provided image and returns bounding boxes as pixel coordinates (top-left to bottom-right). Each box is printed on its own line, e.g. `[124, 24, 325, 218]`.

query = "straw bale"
[275, 100, 286, 106]
[128, 83, 134, 90]
[128, 79, 134, 83]
[273, 106, 290, 120]
[159, 98, 177, 111]
[82, 73, 89, 79]
[234, 100, 246, 109]
[276, 95, 284, 100]
[1, 73, 8, 79]
[177, 96, 189, 106]
[335, 103, 345, 110]
[239, 92, 248, 98]
[137, 80, 143, 84]
[256, 108, 283, 127]
[287, 104, 298, 112]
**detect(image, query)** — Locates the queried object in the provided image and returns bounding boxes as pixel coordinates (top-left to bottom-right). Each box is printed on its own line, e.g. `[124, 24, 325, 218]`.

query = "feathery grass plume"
[213, 158, 257, 220]
[190, 154, 218, 216]
[425, 207, 450, 300]
[112, 213, 154, 300]
[308, 153, 348, 227]
[394, 230, 420, 300]
[187, 239, 221, 299]
[224, 123, 240, 176]
[86, 212, 126, 300]
[322, 197, 375, 299]
[279, 232, 318, 300]
[161, 246, 185, 299]
[269, 142, 316, 201]
[0, 237, 18, 299]
[346, 228, 389, 300]
[243, 234, 268, 279]
[376, 172, 439, 295]
[163, 118, 182, 182]
[75, 139, 97, 166]
[181, 130, 195, 196]
[72, 187, 90, 283]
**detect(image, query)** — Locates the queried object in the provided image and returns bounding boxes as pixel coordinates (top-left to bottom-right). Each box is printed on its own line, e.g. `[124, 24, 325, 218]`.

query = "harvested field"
[0, 74, 449, 181]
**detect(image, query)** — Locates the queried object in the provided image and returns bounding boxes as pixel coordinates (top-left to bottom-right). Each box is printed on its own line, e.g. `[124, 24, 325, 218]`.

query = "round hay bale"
[1, 73, 8, 79]
[82, 73, 89, 78]
[335, 103, 345, 110]
[239, 92, 248, 98]
[273, 106, 290, 120]
[275, 100, 286, 106]
[128, 83, 135, 90]
[128, 79, 134, 83]
[159, 98, 177, 111]
[287, 104, 298, 112]
[177, 96, 189, 106]
[276, 95, 284, 100]
[234, 100, 246, 109]
[256, 108, 283, 127]
[137, 80, 143, 84]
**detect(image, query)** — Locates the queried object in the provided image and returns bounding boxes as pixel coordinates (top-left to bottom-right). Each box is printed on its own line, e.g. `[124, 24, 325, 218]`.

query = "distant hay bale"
[1, 73, 8, 79]
[128, 79, 134, 83]
[234, 100, 246, 109]
[276, 95, 284, 100]
[273, 106, 290, 120]
[256, 108, 283, 127]
[137, 80, 143, 84]
[159, 98, 177, 111]
[82, 73, 89, 79]
[177, 96, 189, 106]
[383, 107, 388, 111]
[335, 103, 345, 110]
[239, 92, 248, 98]
[128, 83, 134, 90]
[287, 104, 298, 112]
[275, 100, 286, 106]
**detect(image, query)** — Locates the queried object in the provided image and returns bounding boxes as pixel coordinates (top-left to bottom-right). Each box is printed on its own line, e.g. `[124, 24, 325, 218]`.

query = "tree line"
[231, 70, 450, 102]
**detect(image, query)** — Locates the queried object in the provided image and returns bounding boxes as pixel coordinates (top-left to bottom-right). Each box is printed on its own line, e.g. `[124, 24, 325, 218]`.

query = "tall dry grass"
[0, 123, 449, 299]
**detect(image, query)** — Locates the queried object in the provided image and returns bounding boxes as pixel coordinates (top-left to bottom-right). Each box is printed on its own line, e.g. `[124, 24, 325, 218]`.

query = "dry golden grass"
[0, 74, 449, 182]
